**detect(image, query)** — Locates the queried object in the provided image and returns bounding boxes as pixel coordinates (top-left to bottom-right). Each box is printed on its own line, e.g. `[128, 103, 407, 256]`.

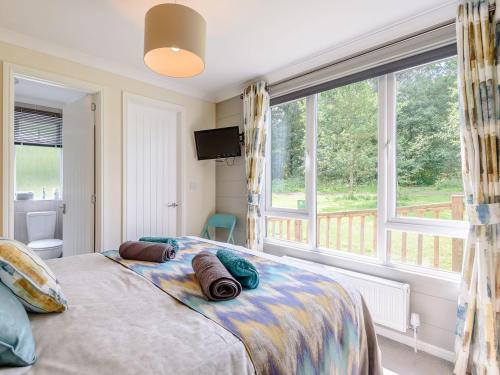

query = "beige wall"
[215, 96, 246, 245]
[0, 41, 216, 249]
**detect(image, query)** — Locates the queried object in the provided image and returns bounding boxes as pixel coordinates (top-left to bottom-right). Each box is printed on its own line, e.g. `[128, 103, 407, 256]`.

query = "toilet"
[26, 211, 63, 260]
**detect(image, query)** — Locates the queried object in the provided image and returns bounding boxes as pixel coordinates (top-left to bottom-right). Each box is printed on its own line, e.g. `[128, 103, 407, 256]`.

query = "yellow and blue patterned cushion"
[0, 239, 67, 313]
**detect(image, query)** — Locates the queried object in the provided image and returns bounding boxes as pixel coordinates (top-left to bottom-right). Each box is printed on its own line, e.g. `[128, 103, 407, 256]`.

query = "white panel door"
[62, 94, 95, 256]
[125, 96, 177, 241]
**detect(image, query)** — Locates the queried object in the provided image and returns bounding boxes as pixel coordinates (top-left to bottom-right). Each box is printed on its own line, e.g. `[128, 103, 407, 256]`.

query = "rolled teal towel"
[139, 237, 179, 252]
[216, 249, 259, 289]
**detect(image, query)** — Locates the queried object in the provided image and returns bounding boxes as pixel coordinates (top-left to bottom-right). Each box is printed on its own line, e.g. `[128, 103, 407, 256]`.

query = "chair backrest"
[200, 213, 237, 243]
[206, 214, 236, 230]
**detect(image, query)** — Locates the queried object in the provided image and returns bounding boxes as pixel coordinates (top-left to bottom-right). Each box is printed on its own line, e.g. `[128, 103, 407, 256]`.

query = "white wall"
[0, 40, 216, 249]
[215, 94, 458, 358]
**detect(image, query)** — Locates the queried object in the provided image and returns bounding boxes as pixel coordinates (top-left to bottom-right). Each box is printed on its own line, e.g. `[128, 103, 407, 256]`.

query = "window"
[15, 145, 62, 199]
[14, 106, 63, 200]
[265, 52, 467, 275]
[266, 216, 309, 244]
[388, 230, 464, 272]
[269, 98, 307, 210]
[394, 57, 464, 222]
[316, 79, 378, 256]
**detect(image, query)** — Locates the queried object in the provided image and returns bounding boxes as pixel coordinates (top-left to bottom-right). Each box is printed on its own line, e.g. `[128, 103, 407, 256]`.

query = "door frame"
[2, 63, 105, 251]
[122, 92, 186, 241]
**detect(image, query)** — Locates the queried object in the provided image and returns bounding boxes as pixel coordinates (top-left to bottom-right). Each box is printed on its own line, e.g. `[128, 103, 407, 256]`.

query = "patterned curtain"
[243, 81, 270, 251]
[455, 1, 500, 374]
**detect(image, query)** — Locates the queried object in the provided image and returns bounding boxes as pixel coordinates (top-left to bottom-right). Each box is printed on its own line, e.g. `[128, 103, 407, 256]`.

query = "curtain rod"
[239, 18, 457, 100]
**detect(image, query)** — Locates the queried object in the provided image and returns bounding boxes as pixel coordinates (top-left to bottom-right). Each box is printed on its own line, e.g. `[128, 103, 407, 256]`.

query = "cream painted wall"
[0, 41, 216, 250]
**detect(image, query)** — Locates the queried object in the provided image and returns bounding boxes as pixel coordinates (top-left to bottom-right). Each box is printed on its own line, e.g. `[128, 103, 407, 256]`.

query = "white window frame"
[384, 69, 468, 238]
[264, 57, 468, 280]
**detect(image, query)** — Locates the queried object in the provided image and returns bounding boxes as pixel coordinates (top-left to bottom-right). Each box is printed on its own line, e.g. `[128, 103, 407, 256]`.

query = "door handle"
[167, 202, 179, 208]
[59, 203, 66, 214]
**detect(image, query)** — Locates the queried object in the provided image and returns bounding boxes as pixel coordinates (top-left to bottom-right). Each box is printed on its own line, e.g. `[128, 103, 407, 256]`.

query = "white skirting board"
[375, 325, 455, 363]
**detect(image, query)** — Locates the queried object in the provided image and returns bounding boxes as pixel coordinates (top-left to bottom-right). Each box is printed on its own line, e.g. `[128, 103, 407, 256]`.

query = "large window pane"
[15, 145, 62, 200]
[395, 57, 464, 221]
[388, 229, 464, 273]
[270, 98, 306, 210]
[316, 79, 378, 256]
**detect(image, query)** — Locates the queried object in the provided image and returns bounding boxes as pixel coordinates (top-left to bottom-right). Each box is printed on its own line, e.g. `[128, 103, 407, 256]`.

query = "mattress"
[0, 237, 381, 375]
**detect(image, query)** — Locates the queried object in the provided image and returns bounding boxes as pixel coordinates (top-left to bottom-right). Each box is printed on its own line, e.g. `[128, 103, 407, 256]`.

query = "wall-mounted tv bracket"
[215, 156, 237, 165]
[239, 132, 245, 145]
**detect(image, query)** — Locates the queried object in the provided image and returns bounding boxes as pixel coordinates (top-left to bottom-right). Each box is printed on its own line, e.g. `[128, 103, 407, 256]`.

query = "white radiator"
[283, 257, 410, 332]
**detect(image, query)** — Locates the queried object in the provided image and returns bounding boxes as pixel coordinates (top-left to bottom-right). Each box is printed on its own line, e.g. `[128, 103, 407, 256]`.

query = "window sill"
[263, 238, 461, 297]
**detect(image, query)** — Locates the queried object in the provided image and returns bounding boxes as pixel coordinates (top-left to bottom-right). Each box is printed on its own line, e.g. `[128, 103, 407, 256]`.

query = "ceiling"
[0, 0, 455, 102]
[15, 77, 88, 108]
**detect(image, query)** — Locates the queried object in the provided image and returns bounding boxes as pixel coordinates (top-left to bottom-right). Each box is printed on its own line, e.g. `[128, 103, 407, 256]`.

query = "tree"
[270, 99, 306, 192]
[396, 58, 461, 186]
[317, 79, 378, 197]
[269, 57, 461, 197]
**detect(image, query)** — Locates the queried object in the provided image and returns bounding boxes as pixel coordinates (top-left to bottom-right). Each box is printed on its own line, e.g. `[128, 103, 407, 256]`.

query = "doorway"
[3, 67, 103, 259]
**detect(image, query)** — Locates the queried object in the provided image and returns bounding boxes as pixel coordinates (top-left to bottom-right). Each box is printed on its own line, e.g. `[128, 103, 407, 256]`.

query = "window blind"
[14, 106, 62, 148]
[270, 21, 456, 106]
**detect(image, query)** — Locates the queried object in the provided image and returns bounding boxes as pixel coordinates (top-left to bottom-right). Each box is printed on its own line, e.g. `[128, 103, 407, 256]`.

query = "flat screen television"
[194, 126, 241, 160]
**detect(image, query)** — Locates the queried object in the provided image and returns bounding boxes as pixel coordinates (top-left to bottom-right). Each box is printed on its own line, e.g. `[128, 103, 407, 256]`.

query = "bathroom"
[11, 75, 98, 260]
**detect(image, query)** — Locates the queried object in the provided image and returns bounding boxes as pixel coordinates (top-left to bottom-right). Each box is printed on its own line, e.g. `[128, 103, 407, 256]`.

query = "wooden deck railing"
[267, 195, 465, 272]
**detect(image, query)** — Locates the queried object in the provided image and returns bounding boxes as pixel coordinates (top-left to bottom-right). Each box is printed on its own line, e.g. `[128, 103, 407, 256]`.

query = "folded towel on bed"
[216, 249, 259, 289]
[192, 251, 241, 301]
[119, 241, 176, 263]
[139, 236, 179, 252]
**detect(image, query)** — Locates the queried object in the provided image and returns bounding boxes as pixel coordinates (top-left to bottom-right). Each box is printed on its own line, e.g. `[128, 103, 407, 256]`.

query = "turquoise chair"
[200, 213, 237, 244]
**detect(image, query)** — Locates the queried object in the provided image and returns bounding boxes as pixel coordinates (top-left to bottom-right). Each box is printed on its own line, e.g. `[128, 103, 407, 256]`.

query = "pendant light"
[144, 3, 206, 78]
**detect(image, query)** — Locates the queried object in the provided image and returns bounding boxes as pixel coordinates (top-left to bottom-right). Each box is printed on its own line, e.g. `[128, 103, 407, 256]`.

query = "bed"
[0, 237, 382, 375]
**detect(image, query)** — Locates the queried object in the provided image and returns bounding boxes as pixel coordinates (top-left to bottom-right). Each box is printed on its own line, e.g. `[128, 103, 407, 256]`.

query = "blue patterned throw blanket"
[104, 237, 381, 375]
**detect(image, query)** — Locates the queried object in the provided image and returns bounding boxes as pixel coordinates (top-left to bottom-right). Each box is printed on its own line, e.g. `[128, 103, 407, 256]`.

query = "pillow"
[0, 239, 67, 313]
[0, 281, 36, 366]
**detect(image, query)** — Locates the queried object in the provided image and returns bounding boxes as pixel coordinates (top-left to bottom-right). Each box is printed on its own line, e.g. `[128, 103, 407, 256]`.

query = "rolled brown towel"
[119, 241, 176, 263]
[192, 251, 241, 301]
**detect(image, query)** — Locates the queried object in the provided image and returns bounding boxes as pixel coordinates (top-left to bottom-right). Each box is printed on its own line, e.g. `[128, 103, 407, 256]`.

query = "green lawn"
[268, 184, 465, 273]
[272, 185, 463, 213]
